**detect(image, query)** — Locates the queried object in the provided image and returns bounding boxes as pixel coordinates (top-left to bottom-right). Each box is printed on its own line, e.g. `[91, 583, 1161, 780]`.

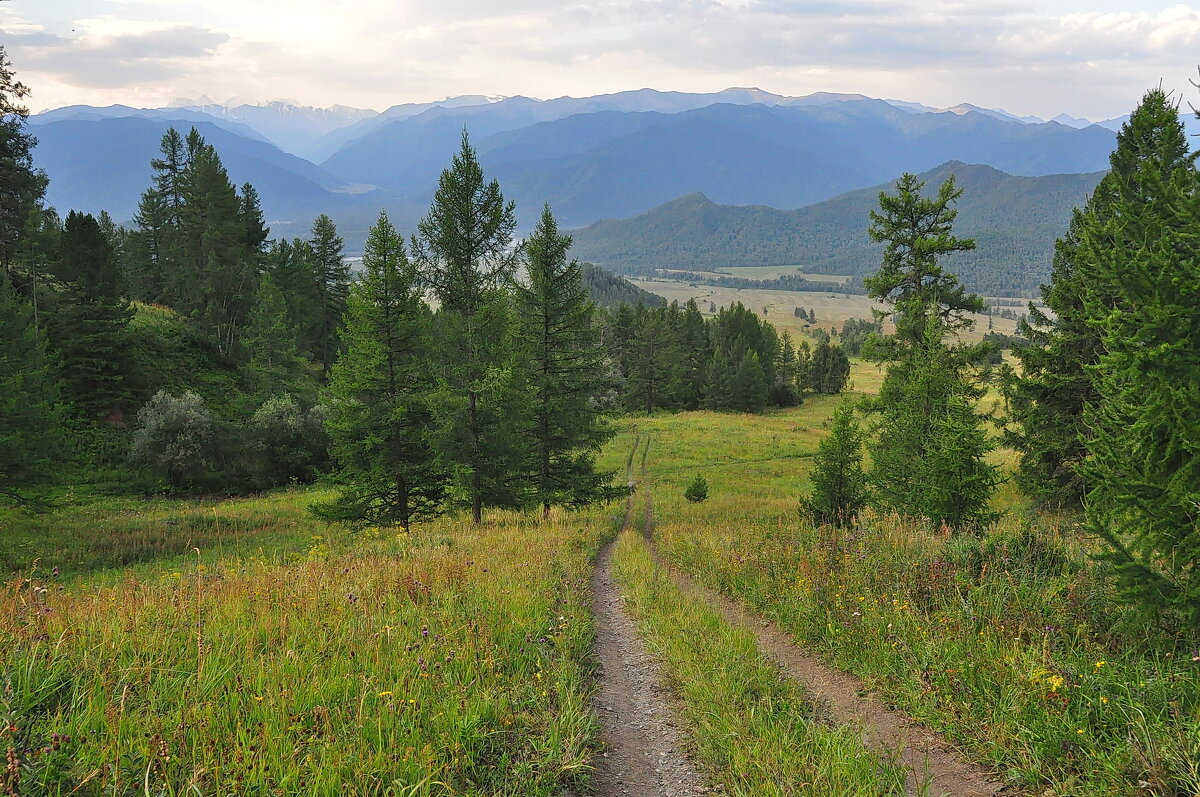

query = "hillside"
[569, 162, 1105, 297]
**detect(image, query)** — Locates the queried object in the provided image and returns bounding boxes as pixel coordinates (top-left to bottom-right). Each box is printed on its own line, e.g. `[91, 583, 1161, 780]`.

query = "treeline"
[581, 263, 666, 308]
[664, 270, 866, 295]
[606, 300, 850, 414]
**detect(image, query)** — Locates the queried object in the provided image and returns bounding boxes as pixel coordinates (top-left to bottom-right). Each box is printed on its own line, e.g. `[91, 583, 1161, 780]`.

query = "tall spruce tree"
[626, 309, 676, 413]
[1005, 89, 1195, 508]
[321, 212, 446, 531]
[1078, 91, 1200, 621]
[310, 214, 350, 373]
[803, 401, 868, 527]
[49, 211, 133, 419]
[0, 274, 61, 502]
[412, 131, 524, 524]
[515, 206, 624, 517]
[864, 174, 996, 531]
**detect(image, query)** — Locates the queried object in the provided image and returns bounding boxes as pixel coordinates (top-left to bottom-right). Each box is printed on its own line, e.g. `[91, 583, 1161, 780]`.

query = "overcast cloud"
[2, 0, 1197, 120]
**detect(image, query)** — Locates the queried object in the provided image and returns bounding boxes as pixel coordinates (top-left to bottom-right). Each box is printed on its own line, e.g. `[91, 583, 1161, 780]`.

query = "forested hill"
[581, 263, 667, 308]
[569, 162, 1106, 297]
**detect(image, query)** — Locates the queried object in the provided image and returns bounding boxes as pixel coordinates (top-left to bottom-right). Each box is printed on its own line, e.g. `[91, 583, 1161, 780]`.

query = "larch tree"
[515, 205, 625, 518]
[320, 212, 447, 532]
[803, 401, 868, 527]
[411, 131, 524, 524]
[1005, 89, 1195, 508]
[1079, 90, 1200, 622]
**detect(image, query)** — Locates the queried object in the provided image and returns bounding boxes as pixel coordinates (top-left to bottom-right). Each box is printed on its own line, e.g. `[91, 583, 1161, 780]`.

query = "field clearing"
[629, 277, 1022, 342]
[658, 266, 854, 282]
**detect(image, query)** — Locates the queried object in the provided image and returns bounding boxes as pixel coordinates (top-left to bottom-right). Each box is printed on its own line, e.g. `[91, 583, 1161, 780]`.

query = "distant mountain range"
[30, 86, 1173, 264]
[569, 162, 1107, 297]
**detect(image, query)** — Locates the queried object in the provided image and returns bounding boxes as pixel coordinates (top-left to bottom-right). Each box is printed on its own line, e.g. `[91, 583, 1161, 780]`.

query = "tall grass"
[627, 405, 1200, 797]
[2, 505, 606, 795]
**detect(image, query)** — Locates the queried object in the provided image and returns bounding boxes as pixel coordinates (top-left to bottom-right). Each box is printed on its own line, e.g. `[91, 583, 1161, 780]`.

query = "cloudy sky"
[3, 0, 1198, 121]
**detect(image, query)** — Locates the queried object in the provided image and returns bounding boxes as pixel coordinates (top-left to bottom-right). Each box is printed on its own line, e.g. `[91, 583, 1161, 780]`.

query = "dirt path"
[640, 455, 1008, 797]
[589, 436, 707, 796]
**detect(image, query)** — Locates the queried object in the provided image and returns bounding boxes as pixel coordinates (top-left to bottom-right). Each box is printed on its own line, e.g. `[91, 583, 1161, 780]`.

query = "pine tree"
[264, 237, 321, 351]
[803, 401, 867, 527]
[515, 205, 625, 517]
[0, 47, 48, 285]
[49, 211, 133, 419]
[674, 299, 710, 410]
[411, 131, 524, 524]
[1080, 91, 1200, 621]
[1005, 89, 1195, 508]
[806, 340, 851, 394]
[320, 212, 447, 531]
[241, 273, 311, 404]
[310, 214, 349, 373]
[626, 309, 675, 413]
[0, 274, 62, 502]
[730, 350, 769, 412]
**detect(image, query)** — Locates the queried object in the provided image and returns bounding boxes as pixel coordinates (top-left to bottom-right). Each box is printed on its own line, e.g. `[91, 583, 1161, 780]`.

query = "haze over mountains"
[28, 87, 1145, 283]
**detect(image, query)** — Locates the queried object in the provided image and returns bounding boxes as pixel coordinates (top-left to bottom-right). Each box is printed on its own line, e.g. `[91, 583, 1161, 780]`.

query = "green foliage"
[412, 132, 523, 523]
[802, 402, 867, 526]
[684, 474, 709, 503]
[243, 395, 328, 488]
[1006, 89, 1193, 509]
[0, 46, 47, 280]
[1079, 91, 1200, 623]
[47, 211, 134, 419]
[129, 390, 223, 489]
[0, 274, 62, 501]
[864, 173, 996, 531]
[870, 319, 998, 531]
[836, 318, 880, 357]
[804, 341, 850, 394]
[515, 206, 625, 515]
[309, 213, 349, 372]
[320, 212, 447, 531]
[579, 262, 665, 308]
[241, 273, 313, 405]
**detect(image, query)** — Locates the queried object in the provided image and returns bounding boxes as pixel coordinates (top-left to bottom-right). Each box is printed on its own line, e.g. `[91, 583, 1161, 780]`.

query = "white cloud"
[3, 0, 1199, 119]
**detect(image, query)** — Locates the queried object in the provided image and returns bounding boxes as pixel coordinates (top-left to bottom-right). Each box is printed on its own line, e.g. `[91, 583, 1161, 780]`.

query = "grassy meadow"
[626, 401, 1200, 796]
[2, 496, 610, 795]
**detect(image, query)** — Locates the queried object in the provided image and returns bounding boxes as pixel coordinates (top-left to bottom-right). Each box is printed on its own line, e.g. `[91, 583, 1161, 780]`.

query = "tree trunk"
[469, 389, 482, 525]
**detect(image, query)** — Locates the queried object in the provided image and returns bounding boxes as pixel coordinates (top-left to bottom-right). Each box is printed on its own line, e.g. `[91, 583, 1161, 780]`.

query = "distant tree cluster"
[666, 271, 865, 295]
[580, 263, 665, 309]
[606, 300, 850, 414]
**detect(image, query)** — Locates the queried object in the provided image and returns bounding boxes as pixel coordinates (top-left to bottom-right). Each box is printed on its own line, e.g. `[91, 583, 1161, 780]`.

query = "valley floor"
[3, 399, 1198, 796]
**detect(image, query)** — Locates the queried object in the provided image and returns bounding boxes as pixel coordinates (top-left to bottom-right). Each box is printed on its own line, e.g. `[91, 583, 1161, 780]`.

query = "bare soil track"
[589, 436, 707, 796]
[640, 451, 1010, 797]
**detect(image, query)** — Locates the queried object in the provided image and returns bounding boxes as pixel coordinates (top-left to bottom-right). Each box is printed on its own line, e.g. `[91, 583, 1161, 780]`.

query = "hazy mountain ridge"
[568, 162, 1107, 297]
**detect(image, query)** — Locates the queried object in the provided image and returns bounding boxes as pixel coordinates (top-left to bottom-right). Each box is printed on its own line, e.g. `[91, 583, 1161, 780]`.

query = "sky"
[3, 0, 1199, 121]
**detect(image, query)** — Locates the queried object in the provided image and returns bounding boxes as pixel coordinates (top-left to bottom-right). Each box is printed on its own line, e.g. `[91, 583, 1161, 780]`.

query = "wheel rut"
[589, 435, 707, 797]
[638, 443, 1010, 797]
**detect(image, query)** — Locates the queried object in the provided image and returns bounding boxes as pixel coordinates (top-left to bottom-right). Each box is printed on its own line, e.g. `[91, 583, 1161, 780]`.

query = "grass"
[627, 405, 1200, 797]
[609, 458, 910, 795]
[1, 496, 609, 795]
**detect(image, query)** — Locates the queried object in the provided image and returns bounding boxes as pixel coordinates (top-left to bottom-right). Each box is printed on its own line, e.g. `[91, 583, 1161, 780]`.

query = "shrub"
[129, 391, 222, 488]
[684, 474, 709, 503]
[244, 395, 329, 488]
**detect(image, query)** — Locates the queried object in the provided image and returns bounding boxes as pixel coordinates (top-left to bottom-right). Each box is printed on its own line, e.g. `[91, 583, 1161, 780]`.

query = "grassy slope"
[2, 500, 608, 795]
[625, 401, 1200, 796]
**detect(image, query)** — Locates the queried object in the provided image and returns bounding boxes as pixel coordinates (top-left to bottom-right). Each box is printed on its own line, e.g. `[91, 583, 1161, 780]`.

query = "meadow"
[4, 367, 1197, 796]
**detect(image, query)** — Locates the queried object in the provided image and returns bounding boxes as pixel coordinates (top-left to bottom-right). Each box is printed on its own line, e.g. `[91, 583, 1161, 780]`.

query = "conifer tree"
[730, 350, 769, 412]
[515, 205, 624, 517]
[864, 174, 996, 531]
[805, 340, 851, 394]
[310, 214, 349, 373]
[412, 131, 523, 524]
[0, 47, 48, 285]
[1005, 89, 1195, 507]
[241, 273, 311, 403]
[803, 401, 867, 526]
[1079, 91, 1200, 621]
[264, 237, 321, 350]
[0, 274, 61, 502]
[626, 310, 675, 413]
[49, 211, 133, 418]
[320, 212, 447, 531]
